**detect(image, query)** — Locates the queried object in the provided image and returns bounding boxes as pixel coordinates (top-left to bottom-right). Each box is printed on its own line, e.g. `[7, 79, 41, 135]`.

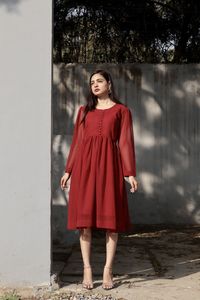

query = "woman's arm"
[118, 107, 138, 192]
[118, 107, 136, 177]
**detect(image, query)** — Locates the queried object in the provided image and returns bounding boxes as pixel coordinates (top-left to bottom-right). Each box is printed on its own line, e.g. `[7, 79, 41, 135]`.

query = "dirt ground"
[1, 225, 200, 300]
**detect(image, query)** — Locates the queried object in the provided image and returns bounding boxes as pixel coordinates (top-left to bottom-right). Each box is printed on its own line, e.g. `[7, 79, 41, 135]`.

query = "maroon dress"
[65, 103, 136, 233]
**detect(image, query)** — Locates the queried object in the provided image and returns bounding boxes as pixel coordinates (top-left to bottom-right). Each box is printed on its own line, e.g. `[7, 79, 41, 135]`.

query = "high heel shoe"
[102, 266, 115, 290]
[82, 265, 93, 290]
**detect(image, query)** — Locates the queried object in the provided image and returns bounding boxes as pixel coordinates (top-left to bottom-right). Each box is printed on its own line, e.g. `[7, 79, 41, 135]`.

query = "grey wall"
[52, 64, 200, 246]
[0, 1, 52, 286]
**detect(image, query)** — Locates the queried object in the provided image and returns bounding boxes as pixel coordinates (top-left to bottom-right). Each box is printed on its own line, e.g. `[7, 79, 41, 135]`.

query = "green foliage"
[53, 0, 200, 63]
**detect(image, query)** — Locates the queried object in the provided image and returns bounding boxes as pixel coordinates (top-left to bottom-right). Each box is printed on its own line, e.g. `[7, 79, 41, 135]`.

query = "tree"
[53, 0, 200, 63]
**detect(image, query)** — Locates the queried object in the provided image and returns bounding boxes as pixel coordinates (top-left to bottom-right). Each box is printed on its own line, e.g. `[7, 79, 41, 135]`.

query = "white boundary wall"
[0, 0, 52, 286]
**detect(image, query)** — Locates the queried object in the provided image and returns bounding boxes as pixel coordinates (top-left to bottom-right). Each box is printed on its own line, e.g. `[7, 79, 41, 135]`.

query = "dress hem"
[66, 224, 134, 233]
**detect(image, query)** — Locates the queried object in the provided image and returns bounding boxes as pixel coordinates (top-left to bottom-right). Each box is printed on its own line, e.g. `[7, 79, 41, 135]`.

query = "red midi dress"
[65, 103, 136, 233]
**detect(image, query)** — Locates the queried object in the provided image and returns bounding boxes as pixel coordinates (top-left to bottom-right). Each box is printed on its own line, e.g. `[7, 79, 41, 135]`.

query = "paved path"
[51, 225, 200, 300]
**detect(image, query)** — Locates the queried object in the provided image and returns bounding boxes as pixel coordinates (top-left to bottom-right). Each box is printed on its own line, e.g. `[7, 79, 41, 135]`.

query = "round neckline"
[95, 103, 117, 111]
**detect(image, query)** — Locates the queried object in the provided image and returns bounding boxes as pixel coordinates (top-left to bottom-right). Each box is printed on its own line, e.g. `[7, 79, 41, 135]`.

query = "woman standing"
[60, 69, 138, 290]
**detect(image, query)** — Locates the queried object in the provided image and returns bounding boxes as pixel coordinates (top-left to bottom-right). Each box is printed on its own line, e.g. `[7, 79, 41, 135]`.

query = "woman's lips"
[94, 89, 100, 92]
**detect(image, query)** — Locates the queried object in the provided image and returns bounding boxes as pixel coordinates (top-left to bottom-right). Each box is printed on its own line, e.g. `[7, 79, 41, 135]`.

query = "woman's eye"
[91, 80, 103, 85]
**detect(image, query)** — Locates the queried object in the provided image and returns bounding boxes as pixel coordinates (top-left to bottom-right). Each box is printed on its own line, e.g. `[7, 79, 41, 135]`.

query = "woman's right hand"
[60, 172, 70, 190]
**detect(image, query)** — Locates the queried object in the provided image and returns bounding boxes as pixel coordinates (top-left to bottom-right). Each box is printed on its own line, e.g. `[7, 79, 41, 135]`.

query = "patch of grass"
[0, 291, 21, 300]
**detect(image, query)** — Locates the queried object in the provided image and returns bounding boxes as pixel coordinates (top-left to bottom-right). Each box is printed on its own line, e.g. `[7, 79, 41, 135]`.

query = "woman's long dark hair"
[80, 69, 123, 124]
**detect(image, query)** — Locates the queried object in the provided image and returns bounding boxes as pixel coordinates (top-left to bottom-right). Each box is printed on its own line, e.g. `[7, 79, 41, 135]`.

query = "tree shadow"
[51, 63, 200, 282]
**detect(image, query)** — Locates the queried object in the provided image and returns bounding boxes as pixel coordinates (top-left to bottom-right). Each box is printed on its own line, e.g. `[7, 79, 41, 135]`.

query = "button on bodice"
[98, 110, 105, 136]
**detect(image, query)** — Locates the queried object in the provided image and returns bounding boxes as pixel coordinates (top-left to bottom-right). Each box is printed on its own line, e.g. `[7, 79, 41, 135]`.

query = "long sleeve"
[118, 107, 136, 177]
[65, 105, 84, 174]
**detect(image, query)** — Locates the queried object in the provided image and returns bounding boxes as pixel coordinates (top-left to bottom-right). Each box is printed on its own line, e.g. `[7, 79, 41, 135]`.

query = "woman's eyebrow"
[91, 78, 103, 83]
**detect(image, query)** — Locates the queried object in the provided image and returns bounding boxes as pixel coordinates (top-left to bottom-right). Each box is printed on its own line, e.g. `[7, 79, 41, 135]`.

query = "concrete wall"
[0, 1, 52, 286]
[52, 63, 200, 246]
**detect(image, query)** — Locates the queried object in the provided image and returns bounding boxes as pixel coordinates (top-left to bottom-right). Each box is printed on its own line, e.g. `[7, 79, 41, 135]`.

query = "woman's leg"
[79, 228, 93, 288]
[103, 230, 118, 288]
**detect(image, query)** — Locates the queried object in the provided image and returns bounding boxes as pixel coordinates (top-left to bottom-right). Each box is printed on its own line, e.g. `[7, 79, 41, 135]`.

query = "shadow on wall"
[52, 63, 200, 247]
[0, 0, 23, 13]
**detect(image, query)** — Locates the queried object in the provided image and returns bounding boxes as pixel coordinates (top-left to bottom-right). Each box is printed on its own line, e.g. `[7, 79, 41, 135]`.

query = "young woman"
[60, 69, 138, 290]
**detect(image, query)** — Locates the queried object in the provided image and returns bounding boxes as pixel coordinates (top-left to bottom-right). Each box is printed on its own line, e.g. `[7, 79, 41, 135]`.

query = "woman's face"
[90, 74, 110, 97]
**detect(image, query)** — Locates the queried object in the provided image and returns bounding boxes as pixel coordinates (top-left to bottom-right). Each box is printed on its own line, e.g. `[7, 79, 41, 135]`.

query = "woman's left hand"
[128, 176, 138, 193]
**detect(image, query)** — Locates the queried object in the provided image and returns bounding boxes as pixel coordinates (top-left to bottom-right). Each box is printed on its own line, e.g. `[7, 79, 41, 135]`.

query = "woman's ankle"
[83, 264, 92, 268]
[104, 264, 113, 269]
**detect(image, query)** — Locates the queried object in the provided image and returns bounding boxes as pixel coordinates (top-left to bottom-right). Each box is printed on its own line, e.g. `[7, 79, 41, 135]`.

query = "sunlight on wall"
[183, 80, 198, 94]
[144, 96, 162, 121]
[162, 164, 176, 178]
[156, 64, 166, 73]
[174, 89, 184, 98]
[176, 185, 184, 196]
[136, 129, 156, 148]
[194, 210, 200, 223]
[136, 128, 168, 149]
[142, 78, 155, 94]
[186, 199, 196, 213]
[139, 172, 161, 195]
